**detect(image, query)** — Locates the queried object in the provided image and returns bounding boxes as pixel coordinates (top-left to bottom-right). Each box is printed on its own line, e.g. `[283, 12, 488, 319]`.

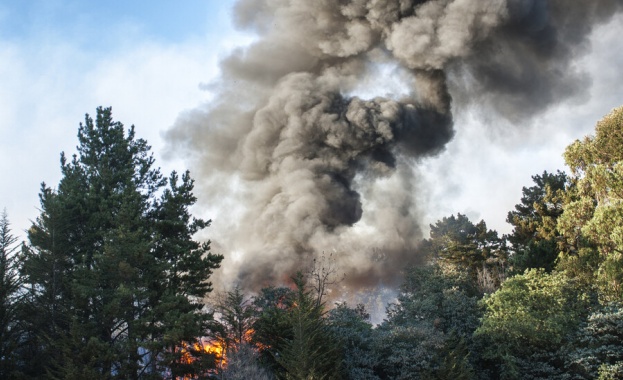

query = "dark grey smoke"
[166, 0, 623, 290]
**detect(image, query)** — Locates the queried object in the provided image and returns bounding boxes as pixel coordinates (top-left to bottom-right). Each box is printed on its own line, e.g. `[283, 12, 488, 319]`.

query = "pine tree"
[0, 210, 21, 378]
[506, 171, 568, 273]
[18, 185, 74, 378]
[276, 273, 342, 380]
[19, 107, 223, 379]
[212, 286, 256, 359]
[251, 285, 297, 377]
[424, 214, 508, 294]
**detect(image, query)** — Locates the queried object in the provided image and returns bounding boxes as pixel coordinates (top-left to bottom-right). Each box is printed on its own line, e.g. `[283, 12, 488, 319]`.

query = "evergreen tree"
[213, 286, 256, 353]
[251, 285, 297, 376]
[275, 273, 342, 380]
[506, 171, 568, 273]
[18, 185, 74, 378]
[377, 265, 480, 379]
[19, 107, 223, 379]
[424, 214, 507, 294]
[251, 274, 342, 379]
[0, 210, 21, 379]
[426, 335, 474, 380]
[566, 302, 623, 378]
[327, 303, 379, 380]
[208, 286, 257, 377]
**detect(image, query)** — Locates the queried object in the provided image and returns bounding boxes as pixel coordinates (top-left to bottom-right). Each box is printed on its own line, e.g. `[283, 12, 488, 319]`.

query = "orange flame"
[177, 339, 226, 380]
[245, 328, 270, 351]
[176, 329, 270, 379]
[202, 338, 226, 368]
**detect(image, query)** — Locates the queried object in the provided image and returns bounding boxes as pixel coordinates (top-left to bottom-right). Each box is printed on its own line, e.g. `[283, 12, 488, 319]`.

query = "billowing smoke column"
[166, 0, 623, 290]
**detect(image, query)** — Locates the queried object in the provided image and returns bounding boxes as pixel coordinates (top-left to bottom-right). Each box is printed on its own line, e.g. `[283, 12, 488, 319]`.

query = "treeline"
[2, 106, 623, 379]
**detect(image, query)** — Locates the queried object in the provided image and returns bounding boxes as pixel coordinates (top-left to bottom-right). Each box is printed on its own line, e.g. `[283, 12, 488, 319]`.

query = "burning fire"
[176, 329, 267, 379]
[177, 339, 226, 380]
[245, 328, 270, 351]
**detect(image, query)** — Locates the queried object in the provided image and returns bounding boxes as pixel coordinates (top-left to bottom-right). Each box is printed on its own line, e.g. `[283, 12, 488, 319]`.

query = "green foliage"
[388, 265, 481, 338]
[19, 107, 222, 379]
[252, 285, 297, 375]
[565, 302, 623, 378]
[17, 185, 74, 378]
[0, 210, 22, 379]
[425, 336, 474, 380]
[424, 214, 507, 294]
[3, 101, 622, 379]
[598, 363, 623, 380]
[559, 105, 623, 302]
[374, 323, 445, 379]
[250, 273, 343, 380]
[475, 269, 591, 379]
[327, 303, 380, 379]
[506, 171, 568, 273]
[376, 264, 480, 379]
[213, 286, 256, 352]
[208, 285, 259, 377]
[275, 273, 342, 380]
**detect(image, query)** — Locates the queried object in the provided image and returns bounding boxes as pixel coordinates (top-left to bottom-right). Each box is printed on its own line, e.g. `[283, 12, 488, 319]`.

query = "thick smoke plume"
[166, 0, 623, 291]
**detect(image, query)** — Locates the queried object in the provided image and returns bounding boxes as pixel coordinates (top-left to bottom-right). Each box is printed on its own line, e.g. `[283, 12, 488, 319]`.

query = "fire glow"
[178, 339, 226, 379]
[177, 328, 265, 378]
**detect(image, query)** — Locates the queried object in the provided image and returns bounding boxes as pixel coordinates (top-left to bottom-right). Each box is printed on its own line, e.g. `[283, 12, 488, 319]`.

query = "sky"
[1, 0, 623, 261]
[0, 0, 244, 239]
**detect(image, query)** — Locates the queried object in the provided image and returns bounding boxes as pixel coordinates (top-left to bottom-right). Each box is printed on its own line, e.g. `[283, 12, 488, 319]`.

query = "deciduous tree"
[475, 269, 591, 379]
[558, 106, 623, 302]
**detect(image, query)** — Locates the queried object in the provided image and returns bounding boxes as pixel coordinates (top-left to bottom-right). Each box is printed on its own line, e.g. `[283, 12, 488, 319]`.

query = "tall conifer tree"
[20, 107, 223, 379]
[0, 210, 21, 378]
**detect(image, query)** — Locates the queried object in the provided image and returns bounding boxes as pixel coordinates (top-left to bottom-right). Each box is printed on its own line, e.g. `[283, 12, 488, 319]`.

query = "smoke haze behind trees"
[165, 0, 623, 291]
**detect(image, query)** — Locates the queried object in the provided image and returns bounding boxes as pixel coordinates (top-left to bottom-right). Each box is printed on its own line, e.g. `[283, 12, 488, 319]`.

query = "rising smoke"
[166, 0, 623, 291]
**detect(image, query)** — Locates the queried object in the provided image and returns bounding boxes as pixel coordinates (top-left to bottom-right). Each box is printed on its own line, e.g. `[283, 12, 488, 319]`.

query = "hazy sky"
[0, 0, 242, 239]
[1, 0, 622, 253]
